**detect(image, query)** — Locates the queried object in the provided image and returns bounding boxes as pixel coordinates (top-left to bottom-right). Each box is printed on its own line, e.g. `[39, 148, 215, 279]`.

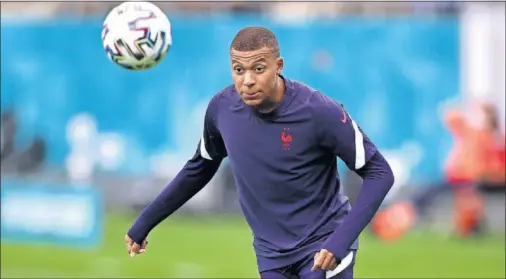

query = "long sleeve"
[322, 152, 394, 259]
[314, 97, 394, 260]
[128, 97, 227, 245]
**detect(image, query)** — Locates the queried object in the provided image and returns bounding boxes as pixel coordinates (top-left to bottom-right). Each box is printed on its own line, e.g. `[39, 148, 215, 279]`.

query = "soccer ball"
[101, 1, 172, 70]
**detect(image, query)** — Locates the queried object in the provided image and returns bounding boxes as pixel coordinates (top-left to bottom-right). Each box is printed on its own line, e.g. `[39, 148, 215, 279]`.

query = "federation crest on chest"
[281, 128, 293, 151]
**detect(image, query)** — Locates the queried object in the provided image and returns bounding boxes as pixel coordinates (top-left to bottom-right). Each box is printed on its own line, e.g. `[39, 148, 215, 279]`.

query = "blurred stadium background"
[1, 1, 505, 278]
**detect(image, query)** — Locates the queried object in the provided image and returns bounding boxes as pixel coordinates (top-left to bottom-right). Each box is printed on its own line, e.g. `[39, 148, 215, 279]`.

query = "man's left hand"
[311, 249, 339, 271]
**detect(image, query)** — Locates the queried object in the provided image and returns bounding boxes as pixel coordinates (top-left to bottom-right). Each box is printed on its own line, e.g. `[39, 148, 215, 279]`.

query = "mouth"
[242, 91, 261, 100]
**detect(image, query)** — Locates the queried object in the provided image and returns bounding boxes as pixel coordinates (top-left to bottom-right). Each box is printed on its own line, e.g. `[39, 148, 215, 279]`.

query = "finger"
[311, 252, 324, 271]
[125, 235, 133, 252]
[139, 244, 147, 253]
[130, 243, 140, 257]
[321, 255, 334, 271]
[125, 241, 133, 253]
[311, 252, 320, 271]
[329, 259, 338, 271]
[138, 240, 148, 253]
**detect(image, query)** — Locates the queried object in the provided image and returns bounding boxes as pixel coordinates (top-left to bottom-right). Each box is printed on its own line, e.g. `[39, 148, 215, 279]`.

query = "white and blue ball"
[102, 1, 172, 70]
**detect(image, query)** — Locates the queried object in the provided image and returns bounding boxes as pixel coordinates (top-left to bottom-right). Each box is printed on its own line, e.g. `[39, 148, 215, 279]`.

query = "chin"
[243, 98, 263, 107]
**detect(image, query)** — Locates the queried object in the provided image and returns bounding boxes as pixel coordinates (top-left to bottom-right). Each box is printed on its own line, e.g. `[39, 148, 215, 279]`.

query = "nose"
[243, 72, 255, 87]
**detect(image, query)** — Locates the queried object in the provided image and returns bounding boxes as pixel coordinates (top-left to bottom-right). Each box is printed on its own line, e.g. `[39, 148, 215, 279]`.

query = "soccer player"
[125, 26, 395, 279]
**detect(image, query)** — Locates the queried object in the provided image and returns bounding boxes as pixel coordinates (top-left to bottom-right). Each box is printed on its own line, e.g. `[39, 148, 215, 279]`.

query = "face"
[230, 47, 283, 108]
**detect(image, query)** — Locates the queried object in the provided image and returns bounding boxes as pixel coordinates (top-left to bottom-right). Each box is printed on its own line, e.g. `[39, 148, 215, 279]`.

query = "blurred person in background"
[1, 111, 17, 164]
[371, 100, 505, 241]
[475, 103, 506, 190]
[15, 135, 46, 173]
[0, 110, 47, 174]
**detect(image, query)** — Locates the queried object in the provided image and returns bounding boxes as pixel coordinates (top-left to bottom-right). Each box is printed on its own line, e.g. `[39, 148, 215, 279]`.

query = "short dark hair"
[230, 26, 280, 57]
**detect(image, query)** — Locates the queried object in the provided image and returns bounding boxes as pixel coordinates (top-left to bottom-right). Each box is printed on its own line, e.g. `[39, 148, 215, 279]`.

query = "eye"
[233, 66, 244, 74]
[255, 66, 265, 73]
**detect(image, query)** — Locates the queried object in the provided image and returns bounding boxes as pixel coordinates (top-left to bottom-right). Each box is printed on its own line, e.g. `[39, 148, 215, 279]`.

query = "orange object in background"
[371, 202, 416, 242]
[443, 102, 505, 184]
[454, 186, 485, 237]
[443, 102, 502, 236]
[372, 101, 503, 242]
[443, 106, 481, 184]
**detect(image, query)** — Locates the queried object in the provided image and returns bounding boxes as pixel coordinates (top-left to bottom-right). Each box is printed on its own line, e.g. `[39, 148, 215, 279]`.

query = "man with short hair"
[125, 26, 394, 279]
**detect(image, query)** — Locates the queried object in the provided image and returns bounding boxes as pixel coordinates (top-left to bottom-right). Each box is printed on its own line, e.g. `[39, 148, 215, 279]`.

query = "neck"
[256, 76, 286, 114]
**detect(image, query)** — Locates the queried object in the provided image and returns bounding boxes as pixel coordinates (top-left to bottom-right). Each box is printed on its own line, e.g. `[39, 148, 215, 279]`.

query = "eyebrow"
[232, 57, 268, 64]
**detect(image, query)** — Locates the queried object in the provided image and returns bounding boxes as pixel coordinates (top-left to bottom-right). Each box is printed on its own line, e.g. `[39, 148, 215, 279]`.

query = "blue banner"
[1, 179, 103, 247]
[1, 16, 459, 181]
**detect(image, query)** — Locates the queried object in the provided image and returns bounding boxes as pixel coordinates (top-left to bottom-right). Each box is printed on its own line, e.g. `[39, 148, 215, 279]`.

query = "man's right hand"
[125, 234, 148, 258]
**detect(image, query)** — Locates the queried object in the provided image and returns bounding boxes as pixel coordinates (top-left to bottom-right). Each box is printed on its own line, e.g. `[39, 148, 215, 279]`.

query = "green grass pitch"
[1, 214, 504, 278]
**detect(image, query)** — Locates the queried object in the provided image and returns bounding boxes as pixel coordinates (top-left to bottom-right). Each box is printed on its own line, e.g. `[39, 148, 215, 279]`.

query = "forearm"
[128, 157, 221, 244]
[323, 152, 394, 259]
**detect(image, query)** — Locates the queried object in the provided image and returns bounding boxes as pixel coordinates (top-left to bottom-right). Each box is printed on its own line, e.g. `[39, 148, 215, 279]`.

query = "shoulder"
[289, 79, 344, 120]
[206, 84, 236, 118]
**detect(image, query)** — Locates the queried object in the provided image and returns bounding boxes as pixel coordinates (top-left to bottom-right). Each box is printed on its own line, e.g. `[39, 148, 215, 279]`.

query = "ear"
[276, 57, 284, 74]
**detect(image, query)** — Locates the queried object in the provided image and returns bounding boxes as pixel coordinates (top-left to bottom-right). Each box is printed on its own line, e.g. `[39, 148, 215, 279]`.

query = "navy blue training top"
[128, 77, 393, 272]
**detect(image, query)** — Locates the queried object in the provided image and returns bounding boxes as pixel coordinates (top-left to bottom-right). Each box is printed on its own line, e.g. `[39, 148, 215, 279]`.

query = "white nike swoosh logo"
[325, 251, 354, 278]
